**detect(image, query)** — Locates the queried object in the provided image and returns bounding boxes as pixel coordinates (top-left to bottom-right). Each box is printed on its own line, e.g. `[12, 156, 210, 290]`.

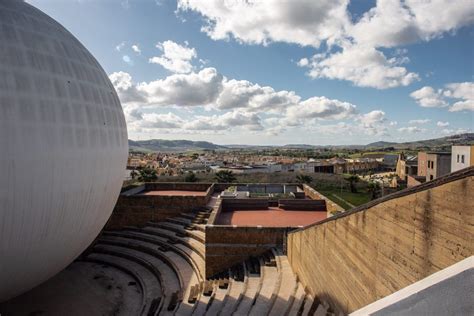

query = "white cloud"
[140, 112, 184, 129]
[149, 40, 197, 73]
[411, 82, 474, 111]
[179, 0, 474, 89]
[398, 126, 425, 133]
[356, 110, 388, 136]
[177, 0, 350, 47]
[349, 0, 474, 48]
[184, 110, 263, 131]
[437, 121, 450, 127]
[445, 82, 474, 112]
[216, 79, 299, 111]
[286, 96, 357, 124]
[409, 119, 430, 124]
[300, 44, 419, 89]
[115, 42, 125, 51]
[131, 44, 141, 55]
[359, 110, 386, 126]
[122, 55, 133, 65]
[410, 86, 447, 107]
[109, 71, 147, 104]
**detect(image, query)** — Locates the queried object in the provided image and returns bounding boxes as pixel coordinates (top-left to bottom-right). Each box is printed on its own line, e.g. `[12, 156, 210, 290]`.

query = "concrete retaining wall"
[288, 168, 474, 314]
[105, 183, 213, 229]
[205, 225, 291, 277]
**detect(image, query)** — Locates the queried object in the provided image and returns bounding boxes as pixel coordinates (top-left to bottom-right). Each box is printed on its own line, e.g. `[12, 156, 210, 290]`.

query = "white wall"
[451, 146, 471, 172]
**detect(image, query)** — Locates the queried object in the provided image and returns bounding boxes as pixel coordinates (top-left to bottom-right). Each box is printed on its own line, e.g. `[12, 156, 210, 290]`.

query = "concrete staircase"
[80, 209, 332, 315]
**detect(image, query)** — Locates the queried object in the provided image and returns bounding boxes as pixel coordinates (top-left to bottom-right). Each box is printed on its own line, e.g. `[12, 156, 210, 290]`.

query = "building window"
[457, 154, 460, 162]
[461, 155, 465, 163]
[430, 175, 434, 180]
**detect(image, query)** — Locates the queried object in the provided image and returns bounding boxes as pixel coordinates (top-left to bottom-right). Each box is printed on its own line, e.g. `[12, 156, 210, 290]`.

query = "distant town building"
[396, 153, 418, 181]
[451, 145, 474, 172]
[426, 152, 451, 181]
[417, 151, 428, 177]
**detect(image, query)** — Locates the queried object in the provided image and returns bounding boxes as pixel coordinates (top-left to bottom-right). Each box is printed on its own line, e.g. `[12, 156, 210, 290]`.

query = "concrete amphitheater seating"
[80, 209, 333, 315]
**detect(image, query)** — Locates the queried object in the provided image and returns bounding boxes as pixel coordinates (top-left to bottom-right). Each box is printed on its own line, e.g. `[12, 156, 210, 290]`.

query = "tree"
[344, 174, 359, 193]
[296, 174, 313, 184]
[367, 181, 380, 200]
[214, 170, 237, 183]
[130, 169, 138, 180]
[191, 153, 199, 160]
[184, 172, 198, 182]
[138, 168, 158, 182]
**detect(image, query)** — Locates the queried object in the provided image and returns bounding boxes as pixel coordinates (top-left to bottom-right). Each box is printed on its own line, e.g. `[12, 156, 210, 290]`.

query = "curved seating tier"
[78, 209, 330, 315]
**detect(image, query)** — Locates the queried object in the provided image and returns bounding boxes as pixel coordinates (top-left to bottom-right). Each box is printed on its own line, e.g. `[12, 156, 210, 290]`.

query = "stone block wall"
[205, 225, 291, 277]
[105, 183, 213, 229]
[288, 168, 474, 314]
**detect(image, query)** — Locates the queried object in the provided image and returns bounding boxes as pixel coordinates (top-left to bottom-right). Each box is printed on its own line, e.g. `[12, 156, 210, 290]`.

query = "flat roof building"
[451, 145, 474, 172]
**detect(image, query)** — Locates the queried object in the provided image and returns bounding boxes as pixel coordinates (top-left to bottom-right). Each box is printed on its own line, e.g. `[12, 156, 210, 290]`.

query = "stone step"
[148, 221, 205, 243]
[219, 263, 247, 315]
[249, 256, 279, 316]
[269, 249, 298, 316]
[85, 251, 162, 316]
[287, 282, 307, 316]
[103, 230, 205, 280]
[97, 239, 182, 314]
[96, 234, 202, 314]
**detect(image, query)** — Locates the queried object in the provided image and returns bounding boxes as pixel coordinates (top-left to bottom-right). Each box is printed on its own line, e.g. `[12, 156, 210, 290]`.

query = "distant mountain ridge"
[365, 133, 474, 150]
[129, 133, 473, 152]
[129, 139, 227, 152]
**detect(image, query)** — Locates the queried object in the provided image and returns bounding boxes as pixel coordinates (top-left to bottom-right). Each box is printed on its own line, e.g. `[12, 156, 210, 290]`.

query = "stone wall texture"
[105, 184, 213, 229]
[205, 226, 291, 277]
[288, 168, 474, 314]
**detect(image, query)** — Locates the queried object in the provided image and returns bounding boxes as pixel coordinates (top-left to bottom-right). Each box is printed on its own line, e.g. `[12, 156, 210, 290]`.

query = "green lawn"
[318, 188, 372, 210]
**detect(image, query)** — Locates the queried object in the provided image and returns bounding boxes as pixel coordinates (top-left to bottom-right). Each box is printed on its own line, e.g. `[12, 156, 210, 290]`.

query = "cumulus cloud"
[398, 126, 425, 133]
[445, 82, 474, 112]
[177, 0, 349, 47]
[349, 0, 474, 48]
[110, 68, 223, 107]
[149, 40, 197, 73]
[287, 96, 357, 124]
[437, 121, 449, 127]
[179, 0, 474, 89]
[410, 86, 447, 107]
[216, 79, 299, 111]
[184, 110, 263, 131]
[411, 82, 474, 111]
[409, 119, 430, 124]
[131, 44, 141, 55]
[300, 44, 419, 89]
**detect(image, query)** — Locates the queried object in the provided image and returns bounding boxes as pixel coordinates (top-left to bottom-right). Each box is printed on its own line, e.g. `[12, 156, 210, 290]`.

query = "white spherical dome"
[0, 1, 128, 301]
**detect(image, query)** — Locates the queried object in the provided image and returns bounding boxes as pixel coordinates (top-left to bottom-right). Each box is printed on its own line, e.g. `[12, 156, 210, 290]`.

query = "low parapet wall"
[288, 167, 474, 314]
[221, 198, 269, 211]
[278, 199, 326, 211]
[144, 182, 212, 192]
[303, 184, 344, 214]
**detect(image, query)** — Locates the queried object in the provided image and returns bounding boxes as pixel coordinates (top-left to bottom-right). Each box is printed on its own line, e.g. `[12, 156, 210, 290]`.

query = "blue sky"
[29, 0, 473, 145]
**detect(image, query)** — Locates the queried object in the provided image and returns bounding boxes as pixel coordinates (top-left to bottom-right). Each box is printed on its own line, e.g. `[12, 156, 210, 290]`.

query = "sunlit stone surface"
[0, 0, 128, 301]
